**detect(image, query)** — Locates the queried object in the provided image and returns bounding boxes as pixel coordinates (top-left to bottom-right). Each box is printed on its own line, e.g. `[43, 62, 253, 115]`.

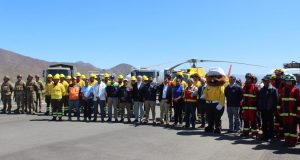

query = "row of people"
[1, 70, 300, 147]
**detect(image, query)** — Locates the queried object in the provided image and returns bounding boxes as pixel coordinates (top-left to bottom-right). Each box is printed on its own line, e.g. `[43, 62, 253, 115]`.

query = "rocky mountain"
[0, 48, 134, 81]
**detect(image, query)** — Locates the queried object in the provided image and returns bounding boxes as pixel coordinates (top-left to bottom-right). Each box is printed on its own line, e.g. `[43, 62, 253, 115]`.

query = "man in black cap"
[257, 74, 279, 141]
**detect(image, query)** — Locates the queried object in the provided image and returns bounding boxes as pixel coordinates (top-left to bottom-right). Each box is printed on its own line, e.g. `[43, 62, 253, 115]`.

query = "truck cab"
[43, 64, 77, 81]
[131, 69, 160, 82]
[283, 61, 300, 77]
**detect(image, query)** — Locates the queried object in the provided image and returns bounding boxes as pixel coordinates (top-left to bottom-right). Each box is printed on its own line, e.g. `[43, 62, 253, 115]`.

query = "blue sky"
[1, 0, 299, 75]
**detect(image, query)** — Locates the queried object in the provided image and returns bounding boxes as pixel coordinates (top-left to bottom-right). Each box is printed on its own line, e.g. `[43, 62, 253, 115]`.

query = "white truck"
[283, 61, 300, 77]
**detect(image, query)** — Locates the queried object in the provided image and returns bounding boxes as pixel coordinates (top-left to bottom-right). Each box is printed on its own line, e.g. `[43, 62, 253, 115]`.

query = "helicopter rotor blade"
[197, 59, 267, 68]
[168, 61, 188, 71]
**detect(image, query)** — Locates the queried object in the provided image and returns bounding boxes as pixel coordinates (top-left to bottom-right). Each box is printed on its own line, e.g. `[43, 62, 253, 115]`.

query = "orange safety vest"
[69, 86, 80, 100]
[184, 85, 197, 102]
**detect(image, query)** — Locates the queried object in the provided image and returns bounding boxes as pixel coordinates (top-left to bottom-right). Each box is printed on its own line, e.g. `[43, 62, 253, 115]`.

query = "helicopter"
[164, 59, 266, 83]
[126, 59, 266, 84]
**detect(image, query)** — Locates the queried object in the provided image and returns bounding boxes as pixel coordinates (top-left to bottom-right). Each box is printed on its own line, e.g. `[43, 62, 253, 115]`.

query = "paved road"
[0, 104, 299, 160]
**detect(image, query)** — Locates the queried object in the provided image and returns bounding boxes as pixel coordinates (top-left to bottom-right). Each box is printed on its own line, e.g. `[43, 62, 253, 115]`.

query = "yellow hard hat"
[142, 75, 148, 81]
[271, 74, 276, 79]
[118, 75, 124, 79]
[90, 73, 96, 78]
[131, 76, 137, 81]
[274, 68, 284, 74]
[66, 76, 72, 80]
[47, 74, 53, 78]
[76, 72, 81, 77]
[53, 74, 60, 80]
[81, 74, 86, 79]
[60, 74, 65, 78]
[104, 73, 110, 78]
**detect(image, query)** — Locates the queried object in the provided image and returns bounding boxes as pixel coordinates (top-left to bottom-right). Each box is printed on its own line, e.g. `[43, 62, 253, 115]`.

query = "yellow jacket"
[193, 81, 201, 88]
[61, 80, 69, 96]
[51, 83, 65, 100]
[45, 82, 53, 96]
[181, 81, 188, 89]
[76, 80, 85, 87]
[203, 85, 225, 107]
[89, 80, 98, 87]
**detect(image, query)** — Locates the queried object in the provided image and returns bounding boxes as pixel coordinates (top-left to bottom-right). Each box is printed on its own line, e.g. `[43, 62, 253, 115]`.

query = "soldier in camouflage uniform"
[26, 75, 39, 114]
[14, 75, 26, 114]
[1, 76, 14, 114]
[35, 75, 44, 113]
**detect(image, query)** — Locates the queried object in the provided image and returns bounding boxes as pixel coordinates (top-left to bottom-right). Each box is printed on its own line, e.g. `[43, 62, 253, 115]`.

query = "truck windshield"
[47, 69, 69, 76]
[133, 71, 155, 78]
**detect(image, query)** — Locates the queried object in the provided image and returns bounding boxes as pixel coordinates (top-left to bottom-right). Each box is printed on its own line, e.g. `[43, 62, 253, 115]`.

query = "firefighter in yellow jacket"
[75, 72, 85, 87]
[44, 74, 53, 115]
[89, 73, 97, 87]
[60, 74, 69, 116]
[203, 68, 226, 134]
[51, 74, 65, 121]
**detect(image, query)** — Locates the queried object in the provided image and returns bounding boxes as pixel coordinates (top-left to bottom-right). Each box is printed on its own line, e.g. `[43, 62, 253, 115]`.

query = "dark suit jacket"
[197, 85, 207, 104]
[158, 83, 172, 103]
[132, 82, 145, 102]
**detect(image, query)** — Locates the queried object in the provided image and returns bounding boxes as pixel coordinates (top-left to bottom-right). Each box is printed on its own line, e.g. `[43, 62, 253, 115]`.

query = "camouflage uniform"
[14, 80, 26, 113]
[26, 77, 39, 114]
[35, 80, 44, 113]
[1, 78, 14, 114]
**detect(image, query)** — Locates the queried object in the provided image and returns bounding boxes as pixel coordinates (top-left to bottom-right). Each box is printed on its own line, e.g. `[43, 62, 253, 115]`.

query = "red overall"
[273, 78, 285, 138]
[280, 85, 300, 145]
[242, 82, 259, 135]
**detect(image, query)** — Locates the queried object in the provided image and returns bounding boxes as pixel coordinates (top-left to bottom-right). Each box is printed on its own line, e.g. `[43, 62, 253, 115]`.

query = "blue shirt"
[162, 84, 168, 99]
[173, 85, 183, 98]
[81, 85, 93, 99]
[296, 83, 300, 89]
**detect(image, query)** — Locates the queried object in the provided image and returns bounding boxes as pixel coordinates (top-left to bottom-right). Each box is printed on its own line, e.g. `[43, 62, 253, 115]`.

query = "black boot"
[14, 109, 19, 114]
[205, 126, 213, 133]
[214, 128, 221, 134]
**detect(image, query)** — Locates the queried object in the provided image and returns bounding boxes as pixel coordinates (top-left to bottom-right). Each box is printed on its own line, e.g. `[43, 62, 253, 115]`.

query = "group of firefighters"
[1, 68, 300, 147]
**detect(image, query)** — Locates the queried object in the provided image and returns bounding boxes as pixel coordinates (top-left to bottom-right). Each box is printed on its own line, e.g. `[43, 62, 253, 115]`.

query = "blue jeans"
[68, 100, 80, 119]
[227, 107, 241, 131]
[134, 101, 144, 120]
[185, 102, 197, 127]
[93, 100, 106, 120]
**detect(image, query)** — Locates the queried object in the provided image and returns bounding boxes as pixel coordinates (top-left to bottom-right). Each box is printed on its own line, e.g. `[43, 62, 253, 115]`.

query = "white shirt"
[93, 82, 106, 101]
[137, 82, 142, 89]
[81, 85, 93, 99]
[162, 84, 168, 99]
